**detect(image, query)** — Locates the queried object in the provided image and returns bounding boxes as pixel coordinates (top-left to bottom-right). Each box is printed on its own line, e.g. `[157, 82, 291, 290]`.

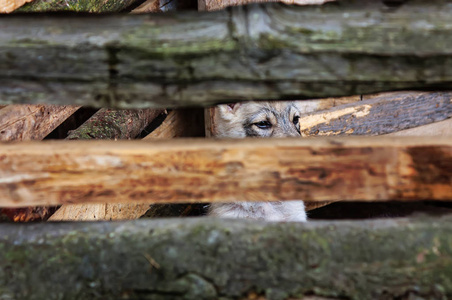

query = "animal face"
[215, 101, 302, 138]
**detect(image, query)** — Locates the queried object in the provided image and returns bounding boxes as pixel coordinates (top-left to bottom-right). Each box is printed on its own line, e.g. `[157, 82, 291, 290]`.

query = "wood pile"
[0, 0, 452, 299]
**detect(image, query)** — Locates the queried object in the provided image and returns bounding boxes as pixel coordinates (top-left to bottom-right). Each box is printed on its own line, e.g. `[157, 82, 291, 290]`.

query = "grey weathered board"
[299, 91, 452, 136]
[2, 217, 452, 300]
[2, 0, 452, 108]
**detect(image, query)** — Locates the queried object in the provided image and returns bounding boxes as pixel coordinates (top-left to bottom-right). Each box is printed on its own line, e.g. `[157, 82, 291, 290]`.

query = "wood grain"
[388, 118, 452, 137]
[298, 92, 452, 137]
[0, 105, 80, 141]
[3, 1, 452, 107]
[50, 108, 202, 221]
[49, 108, 163, 221]
[49, 203, 151, 221]
[143, 109, 205, 139]
[0, 0, 33, 13]
[0, 137, 450, 207]
[66, 108, 163, 140]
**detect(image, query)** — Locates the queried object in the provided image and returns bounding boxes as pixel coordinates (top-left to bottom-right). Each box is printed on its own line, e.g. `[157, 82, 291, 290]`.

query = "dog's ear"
[217, 103, 241, 120]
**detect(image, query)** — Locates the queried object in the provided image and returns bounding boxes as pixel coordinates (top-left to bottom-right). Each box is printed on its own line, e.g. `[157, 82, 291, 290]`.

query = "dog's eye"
[293, 116, 300, 125]
[254, 121, 272, 129]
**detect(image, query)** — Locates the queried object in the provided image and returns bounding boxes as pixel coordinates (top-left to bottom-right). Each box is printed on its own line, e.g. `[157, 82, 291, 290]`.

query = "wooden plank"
[0, 104, 80, 141]
[49, 108, 164, 221]
[3, 0, 135, 13]
[66, 108, 163, 140]
[2, 1, 452, 107]
[143, 109, 205, 139]
[298, 92, 452, 137]
[142, 109, 206, 219]
[0, 0, 33, 13]
[0, 136, 450, 207]
[51, 108, 205, 220]
[48, 203, 151, 221]
[2, 217, 452, 299]
[388, 118, 452, 136]
[50, 108, 203, 221]
[130, 0, 160, 13]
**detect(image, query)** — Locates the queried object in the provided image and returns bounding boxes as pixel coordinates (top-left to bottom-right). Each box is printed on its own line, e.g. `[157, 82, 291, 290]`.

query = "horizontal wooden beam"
[0, 137, 450, 207]
[3, 217, 452, 299]
[2, 0, 452, 108]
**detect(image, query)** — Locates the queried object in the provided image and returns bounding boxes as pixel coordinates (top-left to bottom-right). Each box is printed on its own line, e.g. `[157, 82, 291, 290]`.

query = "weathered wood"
[388, 118, 452, 136]
[199, 0, 332, 11]
[48, 203, 151, 221]
[0, 0, 33, 13]
[141, 109, 206, 219]
[54, 109, 205, 220]
[0, 137, 450, 207]
[299, 92, 452, 137]
[0, 104, 80, 141]
[131, 0, 160, 13]
[198, 0, 331, 12]
[143, 109, 205, 139]
[50, 108, 163, 221]
[66, 108, 163, 140]
[2, 217, 452, 299]
[3, 1, 452, 107]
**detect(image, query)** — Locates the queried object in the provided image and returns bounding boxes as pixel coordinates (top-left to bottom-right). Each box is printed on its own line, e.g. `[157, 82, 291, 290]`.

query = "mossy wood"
[142, 109, 206, 139]
[0, 136, 450, 207]
[49, 108, 163, 221]
[15, 0, 136, 12]
[2, 217, 452, 300]
[2, 0, 452, 108]
[66, 108, 163, 140]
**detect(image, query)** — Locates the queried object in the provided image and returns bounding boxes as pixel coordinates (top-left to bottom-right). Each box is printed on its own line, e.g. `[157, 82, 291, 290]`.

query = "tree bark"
[66, 108, 163, 140]
[0, 137, 450, 207]
[298, 92, 452, 137]
[2, 217, 452, 299]
[2, 0, 452, 108]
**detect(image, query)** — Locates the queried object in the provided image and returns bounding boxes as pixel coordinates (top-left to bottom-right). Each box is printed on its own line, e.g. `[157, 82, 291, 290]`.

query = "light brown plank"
[0, 137, 450, 207]
[49, 108, 164, 221]
[51, 108, 202, 221]
[0, 104, 80, 141]
[388, 118, 452, 136]
[143, 109, 205, 139]
[49, 203, 151, 221]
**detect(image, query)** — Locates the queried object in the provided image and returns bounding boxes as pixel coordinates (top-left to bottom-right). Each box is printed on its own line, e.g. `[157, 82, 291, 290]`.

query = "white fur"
[209, 201, 307, 222]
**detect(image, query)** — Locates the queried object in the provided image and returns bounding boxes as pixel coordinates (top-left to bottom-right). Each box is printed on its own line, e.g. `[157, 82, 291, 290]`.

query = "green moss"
[16, 0, 135, 12]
